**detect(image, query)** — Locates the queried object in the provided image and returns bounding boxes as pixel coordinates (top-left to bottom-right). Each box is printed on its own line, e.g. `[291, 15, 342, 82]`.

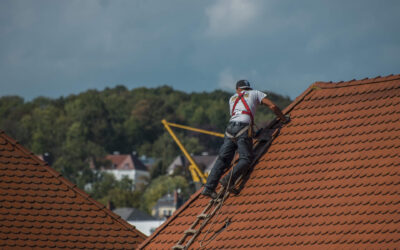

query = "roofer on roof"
[201, 80, 288, 199]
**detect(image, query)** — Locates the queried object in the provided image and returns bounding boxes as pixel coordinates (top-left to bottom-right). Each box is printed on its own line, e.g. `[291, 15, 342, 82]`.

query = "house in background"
[167, 153, 217, 176]
[0, 131, 146, 249]
[139, 154, 156, 169]
[152, 190, 183, 219]
[91, 152, 150, 187]
[112, 207, 165, 236]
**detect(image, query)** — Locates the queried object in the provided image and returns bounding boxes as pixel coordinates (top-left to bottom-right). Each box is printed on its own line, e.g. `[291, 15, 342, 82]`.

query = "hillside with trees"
[0, 86, 291, 213]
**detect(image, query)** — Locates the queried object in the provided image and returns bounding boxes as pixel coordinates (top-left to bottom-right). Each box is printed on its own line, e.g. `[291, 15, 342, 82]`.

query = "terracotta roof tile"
[139, 74, 400, 249]
[0, 132, 146, 249]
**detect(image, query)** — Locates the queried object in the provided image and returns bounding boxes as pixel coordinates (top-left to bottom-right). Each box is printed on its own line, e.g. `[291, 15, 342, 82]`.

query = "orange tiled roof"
[107, 154, 128, 166]
[140, 74, 400, 249]
[105, 154, 148, 171]
[0, 132, 146, 249]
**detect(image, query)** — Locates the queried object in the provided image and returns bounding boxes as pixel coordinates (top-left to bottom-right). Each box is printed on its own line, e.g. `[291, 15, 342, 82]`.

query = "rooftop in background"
[167, 154, 218, 175]
[104, 153, 148, 171]
[140, 74, 400, 249]
[0, 131, 146, 249]
[113, 207, 155, 221]
[90, 153, 150, 186]
[152, 191, 184, 220]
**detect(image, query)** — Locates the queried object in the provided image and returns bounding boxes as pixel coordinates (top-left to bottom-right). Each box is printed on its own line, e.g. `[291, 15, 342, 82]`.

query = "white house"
[91, 153, 150, 187]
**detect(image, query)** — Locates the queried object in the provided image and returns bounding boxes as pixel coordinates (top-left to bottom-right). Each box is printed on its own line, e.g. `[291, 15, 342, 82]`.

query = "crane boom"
[162, 119, 223, 184]
[164, 121, 224, 138]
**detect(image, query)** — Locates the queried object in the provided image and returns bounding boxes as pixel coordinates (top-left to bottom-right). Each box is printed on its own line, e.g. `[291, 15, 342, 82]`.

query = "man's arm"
[261, 97, 288, 123]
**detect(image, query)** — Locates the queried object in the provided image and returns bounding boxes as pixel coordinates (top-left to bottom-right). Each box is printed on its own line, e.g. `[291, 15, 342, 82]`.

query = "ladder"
[172, 187, 230, 250]
[172, 123, 282, 250]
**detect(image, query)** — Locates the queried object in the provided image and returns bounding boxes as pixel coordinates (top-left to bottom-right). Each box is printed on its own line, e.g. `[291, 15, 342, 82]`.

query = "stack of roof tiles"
[140, 74, 400, 249]
[0, 132, 146, 249]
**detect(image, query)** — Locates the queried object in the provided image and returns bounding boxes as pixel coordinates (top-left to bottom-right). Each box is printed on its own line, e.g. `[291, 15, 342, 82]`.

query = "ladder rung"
[184, 229, 197, 235]
[172, 245, 185, 250]
[214, 198, 223, 203]
[197, 213, 208, 219]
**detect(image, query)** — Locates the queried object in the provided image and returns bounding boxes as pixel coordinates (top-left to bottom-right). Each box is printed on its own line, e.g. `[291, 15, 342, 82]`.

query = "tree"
[0, 85, 292, 210]
[141, 175, 189, 213]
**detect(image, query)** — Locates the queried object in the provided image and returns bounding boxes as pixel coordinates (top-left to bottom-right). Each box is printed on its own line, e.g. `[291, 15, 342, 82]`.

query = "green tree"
[0, 85, 292, 211]
[141, 175, 189, 213]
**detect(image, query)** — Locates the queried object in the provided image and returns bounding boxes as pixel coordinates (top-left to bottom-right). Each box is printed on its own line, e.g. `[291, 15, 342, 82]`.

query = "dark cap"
[236, 80, 251, 89]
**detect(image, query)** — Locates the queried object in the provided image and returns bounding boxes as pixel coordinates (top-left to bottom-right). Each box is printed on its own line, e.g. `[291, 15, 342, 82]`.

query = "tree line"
[0, 85, 291, 213]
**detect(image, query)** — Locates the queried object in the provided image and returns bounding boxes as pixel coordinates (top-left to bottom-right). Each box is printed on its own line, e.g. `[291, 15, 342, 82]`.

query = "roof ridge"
[314, 73, 400, 89]
[0, 130, 147, 241]
[282, 83, 316, 115]
[281, 73, 400, 116]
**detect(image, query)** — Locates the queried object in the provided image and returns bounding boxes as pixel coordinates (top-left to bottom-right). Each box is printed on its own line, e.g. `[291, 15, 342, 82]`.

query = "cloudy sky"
[1, 0, 399, 100]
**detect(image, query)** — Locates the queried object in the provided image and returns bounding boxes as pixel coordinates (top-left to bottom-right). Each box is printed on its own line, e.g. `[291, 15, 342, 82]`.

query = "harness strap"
[231, 92, 254, 124]
[225, 125, 249, 139]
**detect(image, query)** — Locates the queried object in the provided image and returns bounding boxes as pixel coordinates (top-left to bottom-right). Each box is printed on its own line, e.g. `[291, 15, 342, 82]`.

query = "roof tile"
[139, 74, 400, 249]
[0, 131, 146, 248]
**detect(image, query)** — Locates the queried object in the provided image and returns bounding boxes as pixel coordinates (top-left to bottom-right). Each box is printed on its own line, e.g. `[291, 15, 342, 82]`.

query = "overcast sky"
[1, 0, 399, 100]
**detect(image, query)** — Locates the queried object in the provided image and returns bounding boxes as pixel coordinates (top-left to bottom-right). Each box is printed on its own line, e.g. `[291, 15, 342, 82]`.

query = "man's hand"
[280, 114, 290, 124]
[262, 97, 288, 123]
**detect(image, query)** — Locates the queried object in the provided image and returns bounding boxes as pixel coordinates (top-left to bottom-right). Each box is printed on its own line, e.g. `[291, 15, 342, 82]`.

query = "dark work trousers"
[205, 121, 253, 191]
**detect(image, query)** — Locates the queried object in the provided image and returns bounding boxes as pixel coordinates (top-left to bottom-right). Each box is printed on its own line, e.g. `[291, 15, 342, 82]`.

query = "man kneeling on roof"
[201, 80, 288, 199]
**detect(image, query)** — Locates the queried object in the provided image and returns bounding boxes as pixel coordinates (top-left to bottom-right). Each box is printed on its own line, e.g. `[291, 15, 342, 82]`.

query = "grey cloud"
[0, 0, 399, 100]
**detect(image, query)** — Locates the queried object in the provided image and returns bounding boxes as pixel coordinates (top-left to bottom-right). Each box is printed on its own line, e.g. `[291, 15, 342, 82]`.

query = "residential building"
[139, 74, 400, 249]
[0, 131, 146, 249]
[92, 153, 150, 187]
[152, 190, 183, 219]
[167, 153, 217, 176]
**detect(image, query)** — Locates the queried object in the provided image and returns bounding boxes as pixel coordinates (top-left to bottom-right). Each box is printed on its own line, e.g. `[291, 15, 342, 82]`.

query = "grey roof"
[130, 155, 148, 171]
[113, 207, 155, 221]
[167, 154, 217, 174]
[154, 193, 175, 208]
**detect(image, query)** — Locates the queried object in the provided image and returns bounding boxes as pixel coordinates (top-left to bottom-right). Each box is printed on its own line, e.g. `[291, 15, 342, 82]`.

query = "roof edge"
[282, 82, 317, 115]
[282, 73, 400, 115]
[314, 73, 400, 89]
[0, 130, 147, 241]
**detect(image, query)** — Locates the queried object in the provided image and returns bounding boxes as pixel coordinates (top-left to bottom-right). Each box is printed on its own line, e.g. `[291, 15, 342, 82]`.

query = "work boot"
[201, 187, 217, 199]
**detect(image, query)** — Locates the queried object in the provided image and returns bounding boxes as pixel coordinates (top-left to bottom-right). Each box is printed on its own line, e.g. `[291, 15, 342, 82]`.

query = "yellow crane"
[161, 119, 224, 184]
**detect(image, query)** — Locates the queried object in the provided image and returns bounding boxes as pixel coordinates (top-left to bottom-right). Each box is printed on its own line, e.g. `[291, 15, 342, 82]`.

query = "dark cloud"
[0, 0, 399, 100]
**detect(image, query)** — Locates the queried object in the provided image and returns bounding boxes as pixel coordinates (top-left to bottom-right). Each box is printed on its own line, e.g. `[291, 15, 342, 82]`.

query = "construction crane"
[161, 119, 224, 185]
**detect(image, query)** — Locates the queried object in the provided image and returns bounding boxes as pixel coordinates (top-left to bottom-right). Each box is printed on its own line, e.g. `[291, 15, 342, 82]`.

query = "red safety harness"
[231, 91, 254, 124]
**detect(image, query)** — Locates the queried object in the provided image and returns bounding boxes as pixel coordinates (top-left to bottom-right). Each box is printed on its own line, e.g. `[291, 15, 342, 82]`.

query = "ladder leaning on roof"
[172, 121, 283, 250]
[172, 187, 230, 250]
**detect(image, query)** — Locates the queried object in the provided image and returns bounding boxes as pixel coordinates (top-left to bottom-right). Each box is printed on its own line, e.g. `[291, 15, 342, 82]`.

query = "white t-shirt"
[229, 89, 267, 123]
